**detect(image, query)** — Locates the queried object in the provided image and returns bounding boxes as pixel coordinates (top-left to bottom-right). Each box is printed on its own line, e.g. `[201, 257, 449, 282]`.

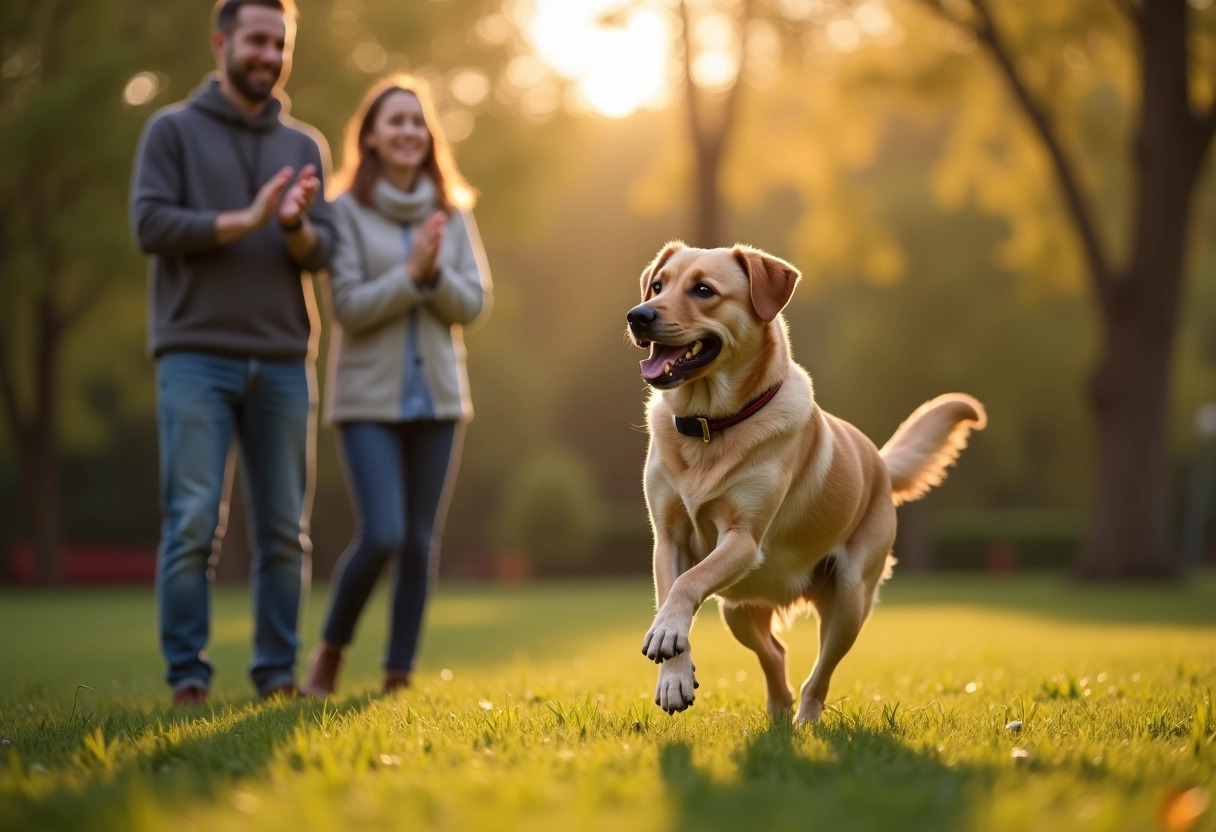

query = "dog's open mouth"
[639, 336, 722, 387]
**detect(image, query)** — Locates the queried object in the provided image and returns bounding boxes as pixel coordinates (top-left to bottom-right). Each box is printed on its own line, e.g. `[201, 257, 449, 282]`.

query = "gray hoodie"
[131, 76, 336, 360]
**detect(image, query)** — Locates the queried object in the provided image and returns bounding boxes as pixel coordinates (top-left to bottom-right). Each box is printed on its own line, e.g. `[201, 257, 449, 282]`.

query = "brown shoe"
[302, 643, 345, 697]
[260, 682, 300, 701]
[172, 684, 208, 708]
[383, 670, 411, 693]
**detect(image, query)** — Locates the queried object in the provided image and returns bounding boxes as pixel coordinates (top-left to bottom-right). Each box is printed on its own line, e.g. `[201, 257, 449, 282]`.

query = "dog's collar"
[672, 381, 784, 443]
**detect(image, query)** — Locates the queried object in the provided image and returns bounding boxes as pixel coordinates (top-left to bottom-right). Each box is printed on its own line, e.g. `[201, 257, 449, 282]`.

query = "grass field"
[1, 574, 1214, 831]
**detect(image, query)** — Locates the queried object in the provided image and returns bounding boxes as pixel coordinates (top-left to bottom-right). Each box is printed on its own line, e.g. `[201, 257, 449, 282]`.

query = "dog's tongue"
[640, 343, 688, 380]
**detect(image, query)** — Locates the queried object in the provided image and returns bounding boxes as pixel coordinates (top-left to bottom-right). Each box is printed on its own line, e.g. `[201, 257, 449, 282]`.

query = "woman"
[304, 75, 491, 695]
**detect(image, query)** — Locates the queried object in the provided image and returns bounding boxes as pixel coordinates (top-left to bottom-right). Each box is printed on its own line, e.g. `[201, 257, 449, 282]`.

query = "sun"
[520, 0, 673, 118]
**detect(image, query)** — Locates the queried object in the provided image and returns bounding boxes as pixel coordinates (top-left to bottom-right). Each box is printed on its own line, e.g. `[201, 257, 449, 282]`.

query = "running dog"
[625, 241, 986, 723]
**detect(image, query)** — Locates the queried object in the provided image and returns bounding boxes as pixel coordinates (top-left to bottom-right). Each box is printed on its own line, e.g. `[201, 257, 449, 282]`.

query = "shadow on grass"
[2, 694, 375, 832]
[659, 721, 988, 832]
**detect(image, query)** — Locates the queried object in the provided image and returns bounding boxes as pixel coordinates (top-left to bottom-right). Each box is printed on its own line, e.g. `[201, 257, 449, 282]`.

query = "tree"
[513, 0, 1216, 579]
[676, 0, 752, 246]
[908, 0, 1216, 579]
[0, 0, 160, 584]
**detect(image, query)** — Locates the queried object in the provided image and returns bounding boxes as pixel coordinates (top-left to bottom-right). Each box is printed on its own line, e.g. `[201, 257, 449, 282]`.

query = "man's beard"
[226, 46, 279, 103]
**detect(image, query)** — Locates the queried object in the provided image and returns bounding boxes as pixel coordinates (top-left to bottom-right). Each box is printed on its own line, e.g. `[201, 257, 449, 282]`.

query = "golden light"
[778, 0, 823, 19]
[441, 109, 475, 142]
[692, 51, 739, 92]
[853, 2, 894, 37]
[520, 77, 563, 120]
[743, 21, 781, 89]
[450, 68, 491, 107]
[690, 11, 739, 92]
[506, 54, 549, 90]
[519, 0, 672, 118]
[122, 72, 160, 107]
[473, 13, 514, 46]
[825, 18, 862, 53]
[349, 41, 387, 74]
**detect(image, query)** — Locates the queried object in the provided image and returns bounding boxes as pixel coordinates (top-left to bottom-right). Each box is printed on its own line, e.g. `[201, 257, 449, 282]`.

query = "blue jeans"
[322, 421, 460, 672]
[155, 351, 316, 695]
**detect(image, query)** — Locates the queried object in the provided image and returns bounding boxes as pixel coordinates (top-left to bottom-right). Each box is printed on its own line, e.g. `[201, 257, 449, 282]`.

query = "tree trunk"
[21, 430, 62, 586]
[23, 297, 62, 585]
[1073, 0, 1206, 580]
[1074, 301, 1178, 580]
[692, 142, 724, 248]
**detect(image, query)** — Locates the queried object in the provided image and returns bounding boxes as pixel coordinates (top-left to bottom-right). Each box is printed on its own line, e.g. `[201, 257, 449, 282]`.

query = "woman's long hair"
[332, 74, 476, 212]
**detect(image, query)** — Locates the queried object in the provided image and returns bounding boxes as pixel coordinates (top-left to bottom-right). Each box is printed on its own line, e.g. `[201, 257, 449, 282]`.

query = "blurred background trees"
[1, 0, 1214, 584]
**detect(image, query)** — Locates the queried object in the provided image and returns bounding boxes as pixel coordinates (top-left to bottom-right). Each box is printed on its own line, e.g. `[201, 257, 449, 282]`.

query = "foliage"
[1, 575, 1215, 830]
[492, 447, 608, 567]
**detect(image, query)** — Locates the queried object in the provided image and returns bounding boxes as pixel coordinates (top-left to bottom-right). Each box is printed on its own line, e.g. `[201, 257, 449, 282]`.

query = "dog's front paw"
[655, 654, 698, 714]
[642, 613, 690, 663]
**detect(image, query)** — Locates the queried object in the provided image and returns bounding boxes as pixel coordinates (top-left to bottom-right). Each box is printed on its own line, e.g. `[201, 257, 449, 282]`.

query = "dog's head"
[626, 241, 800, 390]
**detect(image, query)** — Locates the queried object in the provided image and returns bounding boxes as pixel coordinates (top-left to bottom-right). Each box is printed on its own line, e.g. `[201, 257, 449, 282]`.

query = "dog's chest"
[670, 495, 721, 563]
[718, 543, 829, 606]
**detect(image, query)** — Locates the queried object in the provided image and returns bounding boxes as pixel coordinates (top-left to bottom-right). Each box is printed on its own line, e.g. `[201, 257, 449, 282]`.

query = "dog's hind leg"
[720, 602, 795, 720]
[796, 569, 866, 724]
[796, 502, 896, 724]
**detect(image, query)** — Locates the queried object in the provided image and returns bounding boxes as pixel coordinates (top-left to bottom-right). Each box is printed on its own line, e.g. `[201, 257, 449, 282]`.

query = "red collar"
[672, 381, 783, 442]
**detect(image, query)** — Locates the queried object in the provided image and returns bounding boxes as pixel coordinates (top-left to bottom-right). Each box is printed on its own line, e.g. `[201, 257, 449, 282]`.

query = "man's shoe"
[172, 684, 208, 708]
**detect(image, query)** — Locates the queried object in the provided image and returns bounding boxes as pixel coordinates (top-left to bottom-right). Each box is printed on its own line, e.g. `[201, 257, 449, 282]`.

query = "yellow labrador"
[625, 241, 986, 723]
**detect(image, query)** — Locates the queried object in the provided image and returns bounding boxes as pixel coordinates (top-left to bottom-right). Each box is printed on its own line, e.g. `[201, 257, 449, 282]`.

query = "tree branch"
[923, 0, 1116, 300]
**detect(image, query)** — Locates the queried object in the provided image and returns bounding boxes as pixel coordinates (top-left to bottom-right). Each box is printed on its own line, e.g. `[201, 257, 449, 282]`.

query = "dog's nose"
[627, 305, 657, 334]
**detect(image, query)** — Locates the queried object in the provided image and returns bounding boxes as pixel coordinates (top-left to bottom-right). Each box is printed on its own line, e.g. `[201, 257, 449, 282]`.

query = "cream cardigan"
[323, 180, 492, 424]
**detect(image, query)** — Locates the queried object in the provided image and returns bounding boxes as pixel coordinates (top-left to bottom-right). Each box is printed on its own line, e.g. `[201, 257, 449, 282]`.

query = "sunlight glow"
[692, 50, 739, 92]
[743, 21, 781, 89]
[825, 18, 862, 53]
[441, 109, 475, 142]
[349, 41, 387, 74]
[853, 2, 894, 37]
[473, 13, 515, 45]
[778, 0, 824, 19]
[520, 0, 672, 118]
[450, 68, 491, 107]
[122, 72, 160, 107]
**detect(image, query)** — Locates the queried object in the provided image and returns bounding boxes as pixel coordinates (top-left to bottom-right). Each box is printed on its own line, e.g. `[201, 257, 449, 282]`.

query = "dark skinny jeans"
[322, 420, 459, 672]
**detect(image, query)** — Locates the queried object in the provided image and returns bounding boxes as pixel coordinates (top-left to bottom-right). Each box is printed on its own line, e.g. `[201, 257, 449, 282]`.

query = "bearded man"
[130, 0, 335, 706]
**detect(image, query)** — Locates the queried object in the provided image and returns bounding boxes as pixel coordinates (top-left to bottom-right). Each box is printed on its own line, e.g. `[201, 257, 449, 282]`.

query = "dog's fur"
[626, 241, 986, 723]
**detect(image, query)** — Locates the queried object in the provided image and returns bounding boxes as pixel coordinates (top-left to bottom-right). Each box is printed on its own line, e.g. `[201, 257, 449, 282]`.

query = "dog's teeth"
[684, 351, 692, 360]
[691, 341, 702, 356]
[665, 363, 673, 375]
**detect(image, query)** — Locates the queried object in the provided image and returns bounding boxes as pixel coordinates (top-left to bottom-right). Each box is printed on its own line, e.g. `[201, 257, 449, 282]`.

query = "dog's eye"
[650, 281, 662, 295]
[692, 283, 714, 298]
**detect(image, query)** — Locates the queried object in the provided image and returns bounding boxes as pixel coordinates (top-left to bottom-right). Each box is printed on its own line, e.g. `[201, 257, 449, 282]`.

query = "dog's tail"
[879, 394, 986, 506]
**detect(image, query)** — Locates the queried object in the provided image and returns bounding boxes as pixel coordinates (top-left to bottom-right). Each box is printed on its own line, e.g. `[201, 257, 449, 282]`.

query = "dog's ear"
[733, 245, 800, 322]
[641, 240, 686, 300]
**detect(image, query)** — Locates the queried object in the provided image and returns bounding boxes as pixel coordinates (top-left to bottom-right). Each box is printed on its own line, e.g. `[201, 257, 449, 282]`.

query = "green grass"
[1, 574, 1214, 831]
